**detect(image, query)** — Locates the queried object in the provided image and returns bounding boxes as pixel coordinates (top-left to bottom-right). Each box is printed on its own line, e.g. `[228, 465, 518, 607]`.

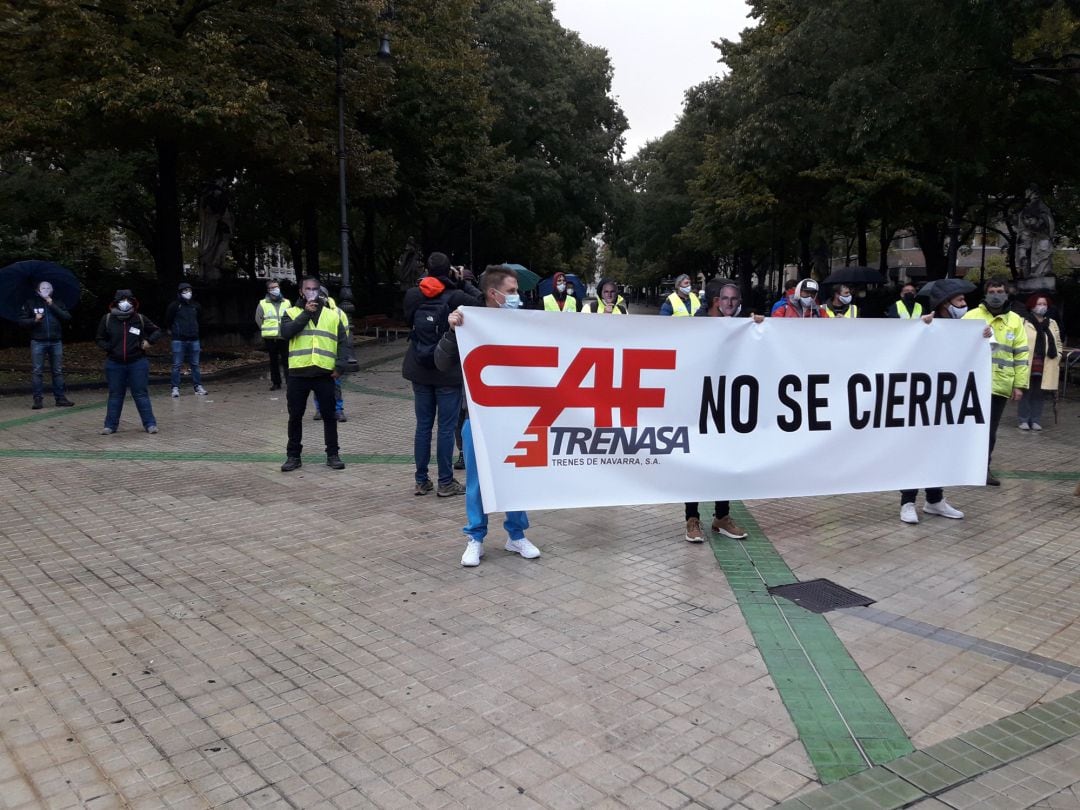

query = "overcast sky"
[552, 0, 753, 159]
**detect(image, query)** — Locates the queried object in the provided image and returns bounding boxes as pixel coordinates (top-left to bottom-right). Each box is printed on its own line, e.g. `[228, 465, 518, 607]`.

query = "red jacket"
[773, 301, 827, 318]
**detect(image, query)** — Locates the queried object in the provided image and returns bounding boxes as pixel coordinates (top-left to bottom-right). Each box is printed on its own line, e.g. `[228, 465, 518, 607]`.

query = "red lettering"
[506, 426, 548, 468]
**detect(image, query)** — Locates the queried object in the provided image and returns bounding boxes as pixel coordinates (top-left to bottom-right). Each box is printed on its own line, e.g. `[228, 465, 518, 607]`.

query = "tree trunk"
[878, 219, 889, 274]
[797, 221, 813, 278]
[856, 209, 868, 267]
[287, 229, 304, 282]
[737, 248, 754, 304]
[913, 220, 948, 280]
[363, 203, 376, 287]
[153, 137, 183, 288]
[303, 205, 319, 280]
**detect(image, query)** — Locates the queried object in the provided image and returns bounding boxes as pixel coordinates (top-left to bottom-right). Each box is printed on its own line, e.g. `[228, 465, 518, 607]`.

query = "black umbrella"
[822, 266, 886, 286]
[0, 260, 81, 322]
[918, 278, 976, 310]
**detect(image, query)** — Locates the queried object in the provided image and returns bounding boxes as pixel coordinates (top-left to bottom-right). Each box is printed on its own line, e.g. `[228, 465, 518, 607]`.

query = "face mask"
[181, 291, 193, 300]
[500, 292, 522, 309]
[556, 283, 566, 293]
[269, 288, 281, 298]
[838, 294, 852, 305]
[984, 293, 1008, 309]
[678, 285, 692, 296]
[38, 282, 53, 298]
[948, 304, 968, 318]
[800, 296, 815, 307]
[902, 293, 916, 305]
[303, 288, 319, 302]
[117, 300, 133, 312]
[1033, 305, 1048, 316]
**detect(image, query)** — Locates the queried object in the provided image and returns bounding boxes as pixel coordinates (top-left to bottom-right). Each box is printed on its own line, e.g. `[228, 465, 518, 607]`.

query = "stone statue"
[394, 236, 421, 291]
[198, 178, 234, 281]
[1017, 186, 1054, 278]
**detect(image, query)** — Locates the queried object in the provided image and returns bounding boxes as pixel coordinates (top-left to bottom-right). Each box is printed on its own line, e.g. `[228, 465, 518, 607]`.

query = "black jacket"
[401, 279, 482, 385]
[96, 310, 163, 363]
[164, 298, 202, 340]
[18, 297, 71, 341]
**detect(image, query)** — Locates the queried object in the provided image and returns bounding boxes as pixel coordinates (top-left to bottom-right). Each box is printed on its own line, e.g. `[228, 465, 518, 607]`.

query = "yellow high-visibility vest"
[286, 305, 340, 371]
[895, 300, 923, 319]
[543, 293, 577, 312]
[585, 301, 624, 314]
[825, 303, 859, 318]
[963, 307, 1030, 397]
[259, 298, 291, 338]
[666, 291, 700, 317]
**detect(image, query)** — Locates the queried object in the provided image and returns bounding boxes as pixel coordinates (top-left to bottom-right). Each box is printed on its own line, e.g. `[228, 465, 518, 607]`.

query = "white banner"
[457, 309, 991, 512]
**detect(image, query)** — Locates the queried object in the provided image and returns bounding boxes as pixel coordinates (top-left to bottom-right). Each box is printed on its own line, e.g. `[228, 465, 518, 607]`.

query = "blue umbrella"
[502, 262, 541, 293]
[536, 273, 587, 306]
[0, 260, 81, 322]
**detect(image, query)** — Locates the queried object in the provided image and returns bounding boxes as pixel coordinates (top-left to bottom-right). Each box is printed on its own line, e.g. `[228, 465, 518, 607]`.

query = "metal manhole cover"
[767, 579, 874, 613]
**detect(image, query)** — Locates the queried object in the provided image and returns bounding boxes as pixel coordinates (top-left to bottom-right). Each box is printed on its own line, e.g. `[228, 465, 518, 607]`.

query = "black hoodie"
[95, 292, 162, 363]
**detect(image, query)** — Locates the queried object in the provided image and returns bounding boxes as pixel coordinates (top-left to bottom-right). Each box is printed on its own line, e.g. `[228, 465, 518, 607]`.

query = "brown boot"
[684, 517, 704, 543]
[712, 515, 748, 540]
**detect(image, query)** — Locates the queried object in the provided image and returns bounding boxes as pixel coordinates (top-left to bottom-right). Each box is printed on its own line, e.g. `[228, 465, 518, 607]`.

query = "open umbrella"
[502, 263, 541, 293]
[918, 278, 975, 310]
[822, 266, 886, 286]
[536, 273, 587, 305]
[0, 260, 81, 322]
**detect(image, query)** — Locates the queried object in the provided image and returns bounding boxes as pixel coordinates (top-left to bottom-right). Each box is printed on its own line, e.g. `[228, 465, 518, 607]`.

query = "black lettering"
[934, 373, 957, 425]
[885, 373, 906, 428]
[873, 372, 885, 428]
[589, 428, 613, 455]
[550, 427, 570, 455]
[807, 374, 831, 431]
[732, 375, 759, 433]
[909, 373, 932, 427]
[699, 376, 725, 434]
[848, 374, 871, 429]
[777, 375, 802, 432]
[957, 371, 984, 423]
[670, 426, 690, 453]
[567, 428, 590, 454]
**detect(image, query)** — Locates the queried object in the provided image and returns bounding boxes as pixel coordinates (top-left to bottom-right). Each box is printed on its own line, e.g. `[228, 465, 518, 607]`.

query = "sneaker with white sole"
[685, 517, 704, 543]
[900, 503, 919, 524]
[924, 500, 964, 519]
[461, 540, 484, 567]
[505, 538, 541, 559]
[194, 385, 208, 395]
[712, 515, 748, 539]
[171, 386, 180, 398]
[1031, 422, 1042, 432]
[1018, 422, 1030, 430]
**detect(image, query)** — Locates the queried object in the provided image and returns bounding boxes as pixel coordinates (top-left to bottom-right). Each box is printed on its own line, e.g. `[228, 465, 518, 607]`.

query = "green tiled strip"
[0, 448, 412, 465]
[775, 690, 1080, 809]
[0, 402, 103, 431]
[995, 469, 1080, 481]
[712, 503, 915, 783]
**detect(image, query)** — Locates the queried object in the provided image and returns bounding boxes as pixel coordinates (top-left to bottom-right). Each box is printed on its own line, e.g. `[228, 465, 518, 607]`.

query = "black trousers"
[900, 488, 943, 505]
[686, 501, 730, 521]
[265, 339, 289, 386]
[286, 375, 338, 457]
[989, 394, 1008, 464]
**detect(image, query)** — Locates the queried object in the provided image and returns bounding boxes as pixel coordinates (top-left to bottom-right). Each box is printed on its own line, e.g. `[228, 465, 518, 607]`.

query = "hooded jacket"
[401, 275, 483, 385]
[19, 295, 71, 341]
[95, 291, 163, 363]
[164, 287, 202, 340]
[585, 279, 627, 314]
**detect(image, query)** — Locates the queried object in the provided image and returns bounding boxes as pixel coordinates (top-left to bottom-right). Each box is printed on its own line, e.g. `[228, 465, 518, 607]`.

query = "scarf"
[1028, 316, 1057, 361]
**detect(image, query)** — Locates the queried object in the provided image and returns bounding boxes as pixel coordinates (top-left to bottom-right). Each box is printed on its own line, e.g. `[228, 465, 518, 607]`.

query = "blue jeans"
[1018, 376, 1045, 426]
[313, 380, 344, 414]
[104, 358, 156, 431]
[413, 383, 463, 486]
[462, 419, 528, 543]
[170, 339, 202, 388]
[30, 340, 65, 399]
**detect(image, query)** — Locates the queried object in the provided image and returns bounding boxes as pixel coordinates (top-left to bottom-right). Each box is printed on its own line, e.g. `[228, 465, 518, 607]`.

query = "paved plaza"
[1, 339, 1079, 809]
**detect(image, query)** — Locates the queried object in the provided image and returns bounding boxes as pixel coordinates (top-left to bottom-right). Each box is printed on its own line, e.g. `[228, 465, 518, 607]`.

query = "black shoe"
[281, 456, 302, 472]
[986, 471, 1001, 486]
[326, 454, 345, 470]
[453, 452, 465, 470]
[313, 411, 322, 421]
[55, 397, 74, 407]
[336, 412, 347, 423]
[31, 397, 43, 410]
[270, 383, 282, 391]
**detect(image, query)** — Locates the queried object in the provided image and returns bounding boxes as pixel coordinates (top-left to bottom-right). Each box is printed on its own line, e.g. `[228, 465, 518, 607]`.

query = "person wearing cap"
[772, 279, 827, 317]
[164, 281, 207, 397]
[584, 279, 627, 314]
[18, 280, 74, 409]
[95, 290, 162, 434]
[824, 284, 859, 318]
[542, 272, 577, 312]
[255, 279, 291, 390]
[659, 274, 701, 317]
[770, 279, 798, 315]
[886, 283, 923, 319]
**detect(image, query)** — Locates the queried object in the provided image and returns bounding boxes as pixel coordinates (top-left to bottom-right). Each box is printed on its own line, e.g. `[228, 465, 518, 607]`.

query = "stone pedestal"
[1017, 276, 1056, 296]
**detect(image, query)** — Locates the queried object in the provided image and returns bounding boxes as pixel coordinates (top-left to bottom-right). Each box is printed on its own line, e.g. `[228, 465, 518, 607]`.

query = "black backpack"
[411, 294, 451, 369]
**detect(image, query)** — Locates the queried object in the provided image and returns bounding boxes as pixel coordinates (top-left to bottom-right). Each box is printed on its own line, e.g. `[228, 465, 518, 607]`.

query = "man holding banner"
[437, 266, 541, 568]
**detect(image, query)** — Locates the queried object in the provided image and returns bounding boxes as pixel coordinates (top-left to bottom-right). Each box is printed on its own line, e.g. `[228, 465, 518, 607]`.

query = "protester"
[279, 277, 351, 472]
[770, 279, 797, 315]
[886, 283, 923, 319]
[963, 280, 1029, 485]
[312, 287, 348, 423]
[95, 289, 161, 434]
[403, 252, 481, 497]
[659, 273, 701, 317]
[584, 279, 627, 314]
[542, 271, 577, 312]
[164, 281, 207, 398]
[1019, 294, 1061, 432]
[19, 280, 74, 409]
[824, 284, 859, 318]
[683, 280, 765, 541]
[435, 266, 539, 567]
[772, 278, 827, 318]
[255, 279, 290, 390]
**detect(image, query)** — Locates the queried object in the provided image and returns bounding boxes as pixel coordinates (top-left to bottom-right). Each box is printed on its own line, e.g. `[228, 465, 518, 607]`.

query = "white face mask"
[1033, 305, 1048, 316]
[838, 294, 852, 305]
[678, 285, 692, 296]
[38, 282, 53, 298]
[947, 304, 968, 319]
[303, 288, 319, 302]
[117, 300, 133, 312]
[800, 296, 816, 307]
[269, 288, 281, 298]
[556, 283, 566, 293]
[500, 292, 522, 309]
[181, 291, 193, 300]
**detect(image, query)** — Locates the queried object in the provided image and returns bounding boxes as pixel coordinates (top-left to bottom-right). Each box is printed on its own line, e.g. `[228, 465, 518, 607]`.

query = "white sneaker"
[924, 500, 964, 520]
[171, 386, 180, 398]
[505, 538, 540, 559]
[900, 503, 919, 524]
[461, 540, 484, 567]
[1018, 422, 1029, 430]
[194, 385, 208, 395]
[1031, 423, 1042, 432]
